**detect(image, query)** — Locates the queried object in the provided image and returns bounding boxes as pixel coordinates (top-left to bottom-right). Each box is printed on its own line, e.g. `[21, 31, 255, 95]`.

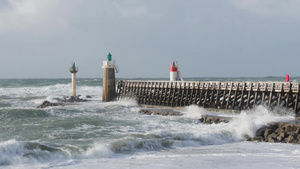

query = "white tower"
[69, 62, 78, 97]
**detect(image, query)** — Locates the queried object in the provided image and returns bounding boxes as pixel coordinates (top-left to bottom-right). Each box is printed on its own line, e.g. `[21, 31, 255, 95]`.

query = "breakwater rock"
[250, 122, 300, 144]
[199, 115, 231, 124]
[37, 95, 90, 108]
[137, 108, 300, 144]
[199, 115, 300, 144]
[139, 109, 182, 116]
[37, 100, 65, 108]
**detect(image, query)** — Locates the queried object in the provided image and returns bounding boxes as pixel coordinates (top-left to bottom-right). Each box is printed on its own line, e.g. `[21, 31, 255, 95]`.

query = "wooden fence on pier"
[116, 80, 300, 114]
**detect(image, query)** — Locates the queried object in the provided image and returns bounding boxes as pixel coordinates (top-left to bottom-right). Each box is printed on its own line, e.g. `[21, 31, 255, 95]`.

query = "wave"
[0, 84, 101, 98]
[0, 105, 296, 167]
[0, 140, 71, 166]
[0, 139, 115, 166]
[0, 84, 102, 108]
[105, 105, 293, 153]
[0, 86, 297, 168]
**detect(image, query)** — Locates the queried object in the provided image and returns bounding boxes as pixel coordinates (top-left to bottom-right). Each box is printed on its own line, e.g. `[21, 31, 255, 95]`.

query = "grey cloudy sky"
[1, 0, 300, 79]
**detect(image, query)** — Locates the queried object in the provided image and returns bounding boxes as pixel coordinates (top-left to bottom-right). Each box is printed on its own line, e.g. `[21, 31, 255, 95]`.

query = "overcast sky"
[1, 0, 300, 79]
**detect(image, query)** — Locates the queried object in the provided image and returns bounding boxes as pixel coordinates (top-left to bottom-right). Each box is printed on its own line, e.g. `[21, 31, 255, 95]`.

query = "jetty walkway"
[117, 80, 300, 114]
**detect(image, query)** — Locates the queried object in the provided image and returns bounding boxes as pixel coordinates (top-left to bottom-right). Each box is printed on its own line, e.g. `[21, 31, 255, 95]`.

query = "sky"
[0, 0, 300, 79]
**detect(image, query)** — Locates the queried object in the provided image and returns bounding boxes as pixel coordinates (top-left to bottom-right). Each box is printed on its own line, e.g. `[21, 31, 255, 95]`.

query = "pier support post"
[102, 53, 117, 102]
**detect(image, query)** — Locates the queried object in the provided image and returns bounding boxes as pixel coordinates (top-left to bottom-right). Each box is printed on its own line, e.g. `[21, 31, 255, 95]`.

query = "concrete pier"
[102, 53, 117, 102]
[117, 80, 300, 115]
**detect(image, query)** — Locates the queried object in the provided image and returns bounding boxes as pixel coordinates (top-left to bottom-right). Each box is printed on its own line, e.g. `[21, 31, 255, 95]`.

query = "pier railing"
[117, 80, 300, 114]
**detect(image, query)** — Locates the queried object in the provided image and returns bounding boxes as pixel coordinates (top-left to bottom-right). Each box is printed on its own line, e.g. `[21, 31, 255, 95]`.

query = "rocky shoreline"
[139, 108, 300, 144]
[249, 122, 300, 144]
[37, 95, 90, 108]
[199, 115, 300, 144]
[139, 109, 182, 116]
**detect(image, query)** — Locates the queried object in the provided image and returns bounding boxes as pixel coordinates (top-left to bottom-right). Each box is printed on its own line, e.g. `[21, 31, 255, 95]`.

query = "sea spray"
[182, 105, 205, 119]
[228, 105, 295, 140]
[84, 143, 114, 158]
[178, 105, 296, 144]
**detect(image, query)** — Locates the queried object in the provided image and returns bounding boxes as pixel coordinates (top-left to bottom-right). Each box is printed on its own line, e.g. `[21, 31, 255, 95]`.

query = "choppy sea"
[1, 77, 300, 169]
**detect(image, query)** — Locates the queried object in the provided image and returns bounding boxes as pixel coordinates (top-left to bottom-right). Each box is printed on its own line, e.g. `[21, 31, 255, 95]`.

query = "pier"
[117, 80, 300, 114]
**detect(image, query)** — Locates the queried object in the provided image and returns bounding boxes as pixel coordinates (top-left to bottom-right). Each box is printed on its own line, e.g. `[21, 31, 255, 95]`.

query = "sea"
[1, 77, 300, 169]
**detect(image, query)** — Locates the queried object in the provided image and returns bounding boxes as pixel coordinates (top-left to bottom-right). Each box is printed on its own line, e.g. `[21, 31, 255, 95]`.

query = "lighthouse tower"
[170, 61, 178, 81]
[170, 61, 183, 81]
[69, 62, 78, 97]
[102, 53, 117, 102]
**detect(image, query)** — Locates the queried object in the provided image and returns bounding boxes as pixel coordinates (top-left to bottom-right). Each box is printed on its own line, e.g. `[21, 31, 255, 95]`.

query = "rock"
[139, 109, 182, 116]
[267, 137, 275, 143]
[251, 136, 264, 142]
[264, 128, 275, 140]
[37, 95, 90, 108]
[249, 122, 300, 145]
[63, 95, 89, 103]
[199, 115, 231, 124]
[268, 132, 278, 140]
[284, 135, 296, 143]
[37, 101, 51, 108]
[278, 131, 287, 139]
[255, 126, 266, 137]
[37, 100, 65, 108]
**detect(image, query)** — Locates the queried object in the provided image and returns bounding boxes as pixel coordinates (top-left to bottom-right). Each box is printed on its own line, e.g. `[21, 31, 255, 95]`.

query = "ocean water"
[1, 78, 300, 169]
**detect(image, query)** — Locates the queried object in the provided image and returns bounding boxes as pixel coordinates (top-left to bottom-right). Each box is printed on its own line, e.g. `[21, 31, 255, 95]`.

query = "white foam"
[84, 143, 114, 158]
[0, 140, 26, 165]
[227, 106, 295, 140]
[0, 84, 102, 108]
[115, 98, 138, 107]
[0, 84, 101, 99]
[19, 142, 300, 169]
[0, 140, 68, 165]
[182, 105, 205, 119]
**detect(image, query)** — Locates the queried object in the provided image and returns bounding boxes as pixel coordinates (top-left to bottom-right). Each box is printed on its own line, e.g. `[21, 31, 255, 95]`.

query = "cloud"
[230, 0, 300, 18]
[0, 0, 81, 33]
[113, 0, 148, 18]
[0, 0, 161, 34]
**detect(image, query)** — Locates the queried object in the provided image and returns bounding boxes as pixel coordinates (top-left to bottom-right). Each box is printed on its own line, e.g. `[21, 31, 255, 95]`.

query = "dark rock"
[251, 136, 264, 142]
[200, 115, 231, 124]
[255, 126, 266, 137]
[37, 100, 65, 108]
[264, 128, 275, 139]
[250, 122, 300, 144]
[64, 95, 89, 103]
[284, 135, 296, 143]
[268, 132, 278, 140]
[139, 109, 182, 116]
[244, 134, 251, 140]
[37, 101, 51, 108]
[278, 131, 287, 138]
[37, 95, 89, 108]
[267, 137, 275, 143]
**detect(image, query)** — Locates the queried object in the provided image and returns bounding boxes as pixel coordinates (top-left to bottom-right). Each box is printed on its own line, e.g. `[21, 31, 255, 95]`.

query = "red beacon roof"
[170, 61, 178, 72]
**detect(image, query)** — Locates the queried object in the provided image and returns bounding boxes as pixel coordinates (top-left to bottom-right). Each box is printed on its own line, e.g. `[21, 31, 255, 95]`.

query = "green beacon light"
[107, 53, 112, 62]
[72, 62, 76, 72]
